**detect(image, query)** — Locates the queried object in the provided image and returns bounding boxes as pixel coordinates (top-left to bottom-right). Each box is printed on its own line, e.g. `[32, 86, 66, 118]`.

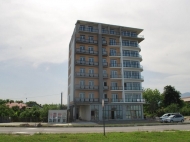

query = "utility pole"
[61, 92, 63, 109]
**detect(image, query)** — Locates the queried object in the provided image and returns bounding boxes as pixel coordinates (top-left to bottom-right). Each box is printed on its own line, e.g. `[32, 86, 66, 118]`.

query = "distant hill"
[181, 92, 190, 98]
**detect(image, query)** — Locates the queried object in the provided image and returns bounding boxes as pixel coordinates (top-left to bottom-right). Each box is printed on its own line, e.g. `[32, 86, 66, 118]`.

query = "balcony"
[75, 98, 99, 103]
[110, 86, 123, 90]
[124, 76, 144, 80]
[75, 72, 98, 78]
[102, 30, 120, 36]
[103, 98, 109, 102]
[109, 42, 120, 46]
[124, 87, 143, 91]
[102, 51, 108, 56]
[79, 27, 98, 33]
[75, 60, 99, 66]
[111, 98, 124, 102]
[76, 38, 98, 44]
[103, 62, 108, 67]
[103, 86, 109, 90]
[109, 52, 121, 57]
[76, 48, 98, 55]
[110, 74, 122, 78]
[102, 40, 107, 45]
[123, 54, 142, 59]
[122, 43, 140, 48]
[103, 73, 108, 78]
[125, 98, 145, 103]
[123, 64, 143, 70]
[75, 85, 99, 90]
[110, 63, 122, 67]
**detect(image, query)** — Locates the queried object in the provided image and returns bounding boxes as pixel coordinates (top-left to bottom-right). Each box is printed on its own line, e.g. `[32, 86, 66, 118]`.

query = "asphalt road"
[0, 124, 190, 134]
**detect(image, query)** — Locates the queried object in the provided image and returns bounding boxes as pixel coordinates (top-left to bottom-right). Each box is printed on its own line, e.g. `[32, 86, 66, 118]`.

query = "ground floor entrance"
[69, 104, 143, 122]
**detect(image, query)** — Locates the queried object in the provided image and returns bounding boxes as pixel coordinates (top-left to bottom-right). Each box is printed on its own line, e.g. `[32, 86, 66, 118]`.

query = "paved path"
[0, 124, 190, 134]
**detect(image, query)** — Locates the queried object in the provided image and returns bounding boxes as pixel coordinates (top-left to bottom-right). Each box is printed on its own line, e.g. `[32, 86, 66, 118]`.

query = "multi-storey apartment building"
[68, 20, 145, 122]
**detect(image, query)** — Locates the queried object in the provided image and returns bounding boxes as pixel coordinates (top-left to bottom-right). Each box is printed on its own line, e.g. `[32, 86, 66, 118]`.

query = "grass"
[0, 131, 190, 142]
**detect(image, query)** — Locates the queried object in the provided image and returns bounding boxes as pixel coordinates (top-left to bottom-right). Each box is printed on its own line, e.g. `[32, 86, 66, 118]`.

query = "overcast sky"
[0, 0, 190, 104]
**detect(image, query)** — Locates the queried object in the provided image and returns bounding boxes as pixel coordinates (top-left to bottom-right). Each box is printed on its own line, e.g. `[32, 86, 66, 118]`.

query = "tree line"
[0, 100, 67, 122]
[143, 85, 190, 118]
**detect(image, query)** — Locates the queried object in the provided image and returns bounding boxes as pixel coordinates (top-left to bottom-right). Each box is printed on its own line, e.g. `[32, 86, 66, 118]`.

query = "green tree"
[143, 88, 161, 115]
[162, 85, 182, 107]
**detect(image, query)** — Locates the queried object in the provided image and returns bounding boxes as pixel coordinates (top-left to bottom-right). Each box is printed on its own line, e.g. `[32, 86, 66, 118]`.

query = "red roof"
[6, 103, 27, 109]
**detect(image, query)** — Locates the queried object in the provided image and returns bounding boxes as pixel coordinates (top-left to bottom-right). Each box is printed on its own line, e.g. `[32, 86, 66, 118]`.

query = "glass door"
[111, 59, 117, 67]
[110, 49, 116, 56]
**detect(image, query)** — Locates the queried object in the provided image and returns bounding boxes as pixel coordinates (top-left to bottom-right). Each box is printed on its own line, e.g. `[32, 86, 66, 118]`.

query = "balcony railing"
[122, 33, 144, 38]
[103, 86, 109, 90]
[75, 98, 99, 102]
[110, 74, 122, 78]
[76, 48, 98, 55]
[103, 98, 109, 102]
[103, 62, 108, 67]
[110, 86, 123, 90]
[109, 52, 121, 56]
[110, 31, 120, 35]
[124, 76, 144, 80]
[125, 98, 145, 102]
[103, 73, 108, 78]
[109, 42, 120, 46]
[122, 43, 139, 47]
[102, 40, 107, 45]
[124, 87, 143, 91]
[123, 54, 142, 58]
[79, 28, 98, 33]
[102, 51, 108, 56]
[123, 64, 143, 69]
[111, 98, 124, 102]
[75, 60, 99, 66]
[75, 85, 99, 90]
[110, 63, 122, 67]
[76, 38, 98, 44]
[75, 72, 98, 78]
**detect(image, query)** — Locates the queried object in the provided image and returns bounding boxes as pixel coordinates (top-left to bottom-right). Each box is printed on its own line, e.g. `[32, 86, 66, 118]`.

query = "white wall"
[79, 105, 90, 121]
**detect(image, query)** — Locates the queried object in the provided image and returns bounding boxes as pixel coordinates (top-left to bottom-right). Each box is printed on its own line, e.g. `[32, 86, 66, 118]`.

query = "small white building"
[48, 110, 67, 123]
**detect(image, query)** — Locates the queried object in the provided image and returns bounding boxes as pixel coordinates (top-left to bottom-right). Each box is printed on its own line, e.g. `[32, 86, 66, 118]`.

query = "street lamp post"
[102, 99, 105, 136]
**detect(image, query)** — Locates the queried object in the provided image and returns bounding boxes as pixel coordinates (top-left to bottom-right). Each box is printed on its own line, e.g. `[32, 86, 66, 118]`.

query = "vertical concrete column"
[98, 23, 103, 103]
[120, 34, 125, 101]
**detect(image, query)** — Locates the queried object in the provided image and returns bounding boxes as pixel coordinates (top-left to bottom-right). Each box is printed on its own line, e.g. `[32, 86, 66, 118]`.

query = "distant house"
[6, 102, 27, 109]
[181, 97, 190, 103]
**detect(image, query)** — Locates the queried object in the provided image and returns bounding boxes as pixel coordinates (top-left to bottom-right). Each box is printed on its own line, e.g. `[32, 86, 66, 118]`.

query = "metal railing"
[110, 86, 123, 90]
[75, 60, 99, 66]
[75, 85, 99, 90]
[103, 73, 108, 78]
[124, 87, 143, 91]
[122, 43, 139, 47]
[103, 62, 108, 67]
[102, 40, 107, 45]
[110, 74, 122, 78]
[111, 98, 124, 102]
[109, 52, 121, 56]
[123, 54, 142, 58]
[123, 64, 143, 69]
[75, 98, 99, 102]
[75, 72, 99, 78]
[103, 86, 109, 90]
[125, 98, 145, 102]
[124, 75, 144, 80]
[79, 27, 98, 33]
[110, 63, 122, 67]
[76, 48, 98, 55]
[109, 42, 120, 46]
[76, 38, 98, 44]
[122, 33, 144, 38]
[102, 51, 108, 56]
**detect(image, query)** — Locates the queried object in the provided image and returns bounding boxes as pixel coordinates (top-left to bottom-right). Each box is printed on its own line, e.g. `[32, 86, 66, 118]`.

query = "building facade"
[68, 20, 145, 121]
